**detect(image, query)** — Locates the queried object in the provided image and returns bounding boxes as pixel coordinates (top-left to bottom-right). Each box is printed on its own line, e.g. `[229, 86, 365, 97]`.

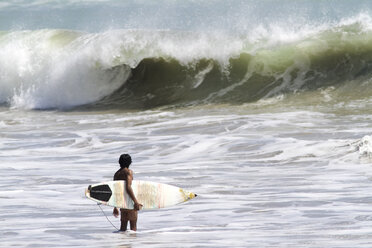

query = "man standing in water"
[113, 154, 142, 231]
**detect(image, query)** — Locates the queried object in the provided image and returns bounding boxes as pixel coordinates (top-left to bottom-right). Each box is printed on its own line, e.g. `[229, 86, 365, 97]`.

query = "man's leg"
[120, 209, 128, 231]
[120, 220, 128, 231]
[129, 210, 138, 231]
[129, 220, 137, 231]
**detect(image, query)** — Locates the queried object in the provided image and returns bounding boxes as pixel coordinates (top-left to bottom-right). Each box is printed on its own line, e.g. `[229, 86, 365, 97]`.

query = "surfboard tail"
[85, 184, 113, 204]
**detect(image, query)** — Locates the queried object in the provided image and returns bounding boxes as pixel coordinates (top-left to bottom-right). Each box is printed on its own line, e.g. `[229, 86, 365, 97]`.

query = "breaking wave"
[2, 14, 372, 109]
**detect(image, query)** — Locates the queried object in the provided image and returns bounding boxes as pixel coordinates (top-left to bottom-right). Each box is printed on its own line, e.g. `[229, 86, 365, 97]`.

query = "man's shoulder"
[114, 169, 124, 180]
[114, 168, 131, 180]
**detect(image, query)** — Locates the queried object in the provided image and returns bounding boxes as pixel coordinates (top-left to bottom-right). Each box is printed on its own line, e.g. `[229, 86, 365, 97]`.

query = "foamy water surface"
[1, 103, 372, 247]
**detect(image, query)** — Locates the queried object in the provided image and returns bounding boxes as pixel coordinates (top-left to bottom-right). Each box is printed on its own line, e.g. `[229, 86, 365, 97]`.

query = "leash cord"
[97, 203, 120, 231]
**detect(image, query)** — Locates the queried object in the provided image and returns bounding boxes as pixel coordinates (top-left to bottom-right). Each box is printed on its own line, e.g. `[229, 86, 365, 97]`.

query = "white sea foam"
[1, 105, 372, 247]
[357, 135, 372, 158]
[2, 106, 372, 248]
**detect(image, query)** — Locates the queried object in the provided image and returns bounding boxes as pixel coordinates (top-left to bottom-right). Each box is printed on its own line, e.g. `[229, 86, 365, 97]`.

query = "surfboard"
[85, 180, 197, 210]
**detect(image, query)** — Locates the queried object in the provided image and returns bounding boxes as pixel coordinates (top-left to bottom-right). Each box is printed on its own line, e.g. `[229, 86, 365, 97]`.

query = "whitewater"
[1, 0, 372, 247]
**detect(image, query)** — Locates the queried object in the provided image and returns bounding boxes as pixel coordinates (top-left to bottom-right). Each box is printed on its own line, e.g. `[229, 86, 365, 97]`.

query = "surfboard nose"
[189, 192, 197, 199]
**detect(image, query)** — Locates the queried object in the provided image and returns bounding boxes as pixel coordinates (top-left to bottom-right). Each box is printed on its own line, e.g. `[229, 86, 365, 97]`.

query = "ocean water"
[1, 0, 372, 247]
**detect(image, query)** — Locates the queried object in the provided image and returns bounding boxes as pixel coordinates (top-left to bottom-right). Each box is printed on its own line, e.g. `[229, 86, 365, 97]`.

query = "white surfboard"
[85, 180, 197, 210]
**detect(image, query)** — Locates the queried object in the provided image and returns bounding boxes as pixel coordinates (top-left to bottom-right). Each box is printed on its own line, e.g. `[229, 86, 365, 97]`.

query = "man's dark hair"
[119, 154, 132, 168]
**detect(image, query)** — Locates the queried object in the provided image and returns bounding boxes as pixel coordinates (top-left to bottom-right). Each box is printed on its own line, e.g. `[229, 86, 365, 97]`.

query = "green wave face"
[96, 25, 372, 109]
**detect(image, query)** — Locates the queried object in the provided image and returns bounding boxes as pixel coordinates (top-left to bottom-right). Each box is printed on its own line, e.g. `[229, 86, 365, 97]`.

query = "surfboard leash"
[97, 203, 120, 231]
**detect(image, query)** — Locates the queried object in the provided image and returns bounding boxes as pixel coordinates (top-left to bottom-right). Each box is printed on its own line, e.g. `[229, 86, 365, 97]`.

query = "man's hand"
[113, 207, 119, 217]
[134, 202, 143, 211]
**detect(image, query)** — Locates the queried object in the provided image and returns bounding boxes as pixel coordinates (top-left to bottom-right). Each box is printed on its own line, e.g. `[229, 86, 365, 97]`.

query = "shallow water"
[1, 103, 372, 247]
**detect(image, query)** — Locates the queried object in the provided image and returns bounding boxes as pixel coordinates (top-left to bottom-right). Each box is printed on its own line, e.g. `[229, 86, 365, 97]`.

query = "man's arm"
[126, 170, 142, 210]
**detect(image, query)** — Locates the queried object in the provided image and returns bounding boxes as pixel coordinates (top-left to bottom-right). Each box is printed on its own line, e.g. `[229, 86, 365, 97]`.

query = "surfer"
[113, 154, 142, 231]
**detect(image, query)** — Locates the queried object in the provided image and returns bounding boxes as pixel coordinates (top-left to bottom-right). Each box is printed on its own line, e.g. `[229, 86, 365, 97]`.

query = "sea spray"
[0, 30, 131, 109]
